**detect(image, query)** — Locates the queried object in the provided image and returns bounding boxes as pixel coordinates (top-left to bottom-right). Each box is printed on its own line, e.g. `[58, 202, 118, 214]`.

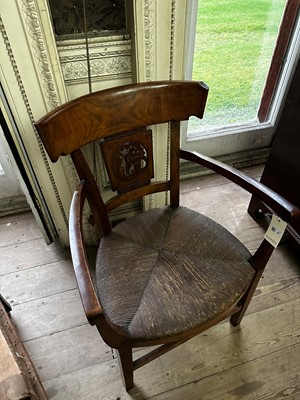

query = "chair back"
[35, 80, 209, 235]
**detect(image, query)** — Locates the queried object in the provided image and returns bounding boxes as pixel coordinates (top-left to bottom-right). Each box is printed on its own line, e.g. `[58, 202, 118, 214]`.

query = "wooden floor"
[1, 165, 300, 399]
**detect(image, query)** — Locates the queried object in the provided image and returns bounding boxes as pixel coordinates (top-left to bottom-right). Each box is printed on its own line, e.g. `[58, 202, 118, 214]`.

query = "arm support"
[69, 180, 103, 324]
[180, 149, 300, 224]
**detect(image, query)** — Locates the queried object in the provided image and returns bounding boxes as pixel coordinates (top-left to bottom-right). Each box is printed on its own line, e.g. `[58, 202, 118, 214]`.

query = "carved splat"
[100, 129, 154, 194]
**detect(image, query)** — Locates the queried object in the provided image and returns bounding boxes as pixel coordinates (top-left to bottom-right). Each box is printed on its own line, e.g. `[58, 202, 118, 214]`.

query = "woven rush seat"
[96, 206, 255, 341]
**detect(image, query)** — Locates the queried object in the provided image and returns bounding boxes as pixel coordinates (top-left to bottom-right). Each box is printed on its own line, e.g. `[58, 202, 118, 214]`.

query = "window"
[189, 0, 285, 133]
[184, 0, 300, 158]
[48, 0, 126, 37]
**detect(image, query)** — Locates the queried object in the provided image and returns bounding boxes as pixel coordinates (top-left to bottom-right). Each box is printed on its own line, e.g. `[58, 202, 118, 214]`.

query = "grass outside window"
[190, 0, 286, 132]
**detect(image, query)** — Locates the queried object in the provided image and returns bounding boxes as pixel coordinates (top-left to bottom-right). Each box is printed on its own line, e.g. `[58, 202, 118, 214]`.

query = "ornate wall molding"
[169, 0, 176, 80]
[144, 0, 155, 81]
[20, 0, 61, 110]
[166, 0, 177, 202]
[57, 36, 131, 84]
[132, 0, 187, 210]
[18, 1, 125, 243]
[0, 13, 68, 232]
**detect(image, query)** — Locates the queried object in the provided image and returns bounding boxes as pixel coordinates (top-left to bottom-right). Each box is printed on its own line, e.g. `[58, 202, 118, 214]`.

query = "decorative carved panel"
[57, 36, 131, 85]
[100, 129, 154, 194]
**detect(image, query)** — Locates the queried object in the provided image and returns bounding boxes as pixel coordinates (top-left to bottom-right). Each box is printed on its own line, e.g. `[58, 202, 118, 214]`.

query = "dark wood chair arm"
[69, 181, 103, 324]
[180, 149, 300, 224]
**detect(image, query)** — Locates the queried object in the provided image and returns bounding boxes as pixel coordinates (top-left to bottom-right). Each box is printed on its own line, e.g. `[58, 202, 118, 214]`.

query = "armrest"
[69, 181, 103, 324]
[180, 149, 300, 224]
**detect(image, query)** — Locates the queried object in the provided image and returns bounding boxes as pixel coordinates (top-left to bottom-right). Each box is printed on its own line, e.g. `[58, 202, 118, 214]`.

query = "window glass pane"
[48, 0, 126, 36]
[189, 0, 286, 134]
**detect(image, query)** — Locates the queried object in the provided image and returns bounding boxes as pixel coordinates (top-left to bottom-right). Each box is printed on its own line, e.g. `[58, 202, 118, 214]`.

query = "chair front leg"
[230, 269, 263, 326]
[231, 238, 275, 326]
[116, 340, 134, 391]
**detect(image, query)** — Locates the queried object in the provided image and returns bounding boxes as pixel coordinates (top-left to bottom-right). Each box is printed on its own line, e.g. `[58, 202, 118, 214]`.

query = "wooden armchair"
[35, 81, 300, 391]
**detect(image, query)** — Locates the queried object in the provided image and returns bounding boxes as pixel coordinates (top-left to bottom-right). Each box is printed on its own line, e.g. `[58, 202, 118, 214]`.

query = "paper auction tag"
[264, 215, 287, 248]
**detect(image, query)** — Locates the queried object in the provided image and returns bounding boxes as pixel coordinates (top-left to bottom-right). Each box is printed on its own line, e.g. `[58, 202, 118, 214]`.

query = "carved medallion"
[100, 129, 154, 194]
[114, 141, 147, 180]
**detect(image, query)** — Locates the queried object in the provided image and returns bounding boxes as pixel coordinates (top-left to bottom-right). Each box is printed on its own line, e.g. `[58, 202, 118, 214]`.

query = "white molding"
[184, 0, 198, 79]
[58, 39, 132, 84]
[0, 1, 72, 245]
[0, 195, 30, 217]
[0, 12, 68, 231]
[180, 147, 270, 179]
[144, 0, 156, 81]
[20, 0, 62, 110]
[132, 0, 188, 209]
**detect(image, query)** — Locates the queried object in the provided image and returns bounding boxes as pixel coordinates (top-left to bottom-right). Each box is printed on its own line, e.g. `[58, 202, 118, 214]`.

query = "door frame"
[0, 97, 53, 243]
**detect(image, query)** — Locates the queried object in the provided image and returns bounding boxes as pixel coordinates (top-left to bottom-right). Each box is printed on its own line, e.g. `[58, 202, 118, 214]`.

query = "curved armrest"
[69, 181, 103, 324]
[180, 149, 300, 224]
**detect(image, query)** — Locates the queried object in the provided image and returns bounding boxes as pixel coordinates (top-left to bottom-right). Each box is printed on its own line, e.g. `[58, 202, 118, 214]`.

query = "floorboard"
[0, 165, 300, 399]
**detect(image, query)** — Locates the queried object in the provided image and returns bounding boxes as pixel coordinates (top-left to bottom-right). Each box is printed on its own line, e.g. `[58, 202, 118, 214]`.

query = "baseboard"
[180, 147, 270, 180]
[0, 195, 30, 217]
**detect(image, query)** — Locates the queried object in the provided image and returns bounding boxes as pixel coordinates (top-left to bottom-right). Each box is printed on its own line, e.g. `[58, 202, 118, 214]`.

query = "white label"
[264, 214, 287, 248]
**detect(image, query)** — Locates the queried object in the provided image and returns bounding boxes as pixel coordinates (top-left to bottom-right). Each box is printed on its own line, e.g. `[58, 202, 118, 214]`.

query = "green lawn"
[191, 0, 285, 130]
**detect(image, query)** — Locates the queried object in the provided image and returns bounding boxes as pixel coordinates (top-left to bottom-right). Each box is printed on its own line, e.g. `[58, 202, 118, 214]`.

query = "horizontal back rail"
[105, 181, 170, 213]
[35, 81, 208, 162]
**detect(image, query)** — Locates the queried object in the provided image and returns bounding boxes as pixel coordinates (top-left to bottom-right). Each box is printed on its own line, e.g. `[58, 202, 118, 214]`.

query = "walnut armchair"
[35, 81, 300, 391]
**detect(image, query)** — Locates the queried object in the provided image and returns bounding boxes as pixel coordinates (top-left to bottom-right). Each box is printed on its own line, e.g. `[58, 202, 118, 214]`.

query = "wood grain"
[11, 289, 87, 342]
[0, 259, 76, 305]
